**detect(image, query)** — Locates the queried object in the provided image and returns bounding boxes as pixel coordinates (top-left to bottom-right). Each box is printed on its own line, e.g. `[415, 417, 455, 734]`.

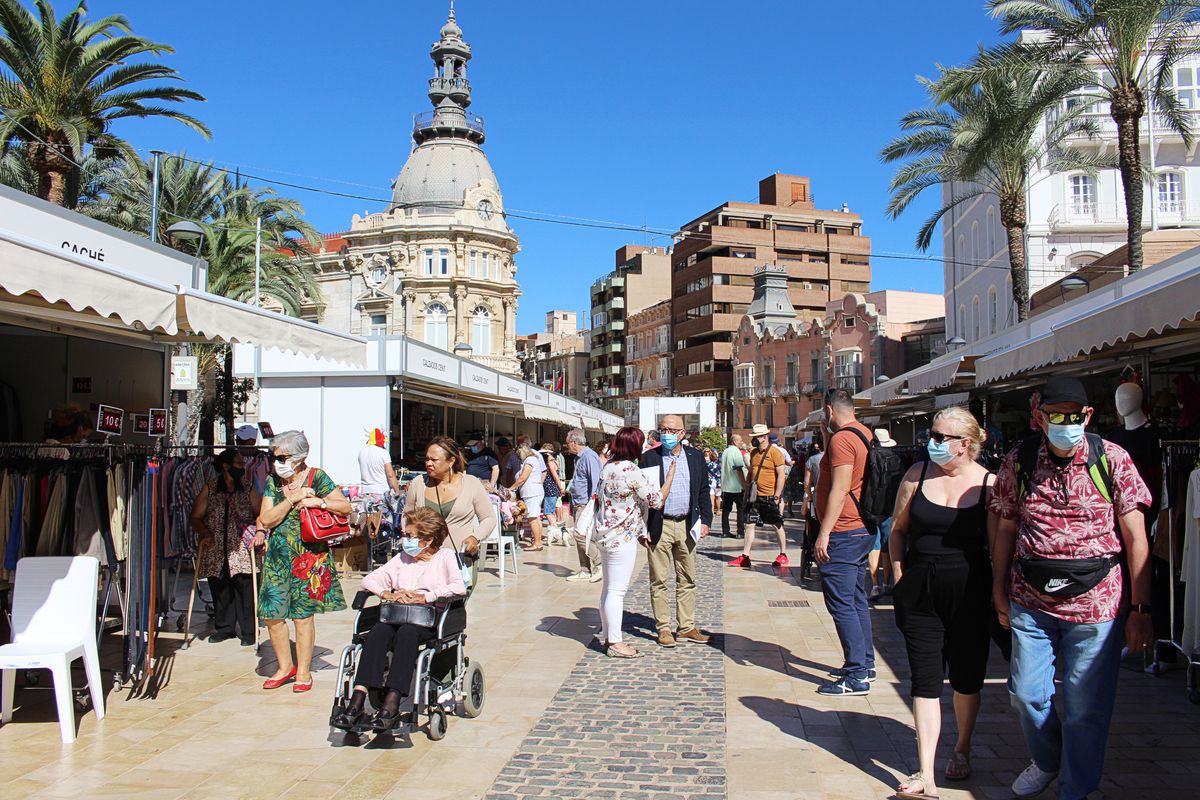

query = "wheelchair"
[329, 587, 485, 741]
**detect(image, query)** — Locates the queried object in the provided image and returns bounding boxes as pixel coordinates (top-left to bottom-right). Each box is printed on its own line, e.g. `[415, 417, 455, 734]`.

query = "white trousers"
[599, 537, 639, 644]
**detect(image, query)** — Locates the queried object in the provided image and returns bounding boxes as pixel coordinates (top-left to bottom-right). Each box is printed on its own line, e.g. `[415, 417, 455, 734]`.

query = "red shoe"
[728, 554, 750, 568]
[262, 666, 297, 690]
[773, 553, 790, 569]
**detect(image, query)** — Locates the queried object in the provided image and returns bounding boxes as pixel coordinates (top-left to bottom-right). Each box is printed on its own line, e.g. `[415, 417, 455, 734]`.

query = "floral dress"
[594, 460, 663, 551]
[197, 476, 256, 579]
[257, 468, 346, 619]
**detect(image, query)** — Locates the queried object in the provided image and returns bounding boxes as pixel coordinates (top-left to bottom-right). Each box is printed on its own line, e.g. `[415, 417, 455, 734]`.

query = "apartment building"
[671, 174, 872, 427]
[944, 29, 1200, 345]
[517, 311, 591, 402]
[623, 299, 672, 425]
[588, 246, 671, 415]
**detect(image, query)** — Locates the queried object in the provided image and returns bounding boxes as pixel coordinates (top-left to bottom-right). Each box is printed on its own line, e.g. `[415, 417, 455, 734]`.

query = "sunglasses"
[928, 431, 966, 444]
[1041, 411, 1086, 425]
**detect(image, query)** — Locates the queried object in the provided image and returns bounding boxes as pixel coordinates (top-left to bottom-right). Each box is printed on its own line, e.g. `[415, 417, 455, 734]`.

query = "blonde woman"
[509, 440, 546, 550]
[890, 406, 993, 800]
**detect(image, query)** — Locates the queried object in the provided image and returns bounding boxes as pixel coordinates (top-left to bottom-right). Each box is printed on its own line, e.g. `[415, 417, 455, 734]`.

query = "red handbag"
[297, 469, 351, 544]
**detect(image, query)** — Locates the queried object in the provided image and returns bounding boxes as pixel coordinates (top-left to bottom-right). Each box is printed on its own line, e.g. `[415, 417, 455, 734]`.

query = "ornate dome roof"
[389, 139, 500, 211]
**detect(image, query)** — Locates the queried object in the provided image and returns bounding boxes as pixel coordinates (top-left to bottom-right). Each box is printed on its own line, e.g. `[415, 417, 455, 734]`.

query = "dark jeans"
[354, 621, 436, 694]
[209, 573, 254, 640]
[818, 527, 875, 680]
[721, 492, 745, 537]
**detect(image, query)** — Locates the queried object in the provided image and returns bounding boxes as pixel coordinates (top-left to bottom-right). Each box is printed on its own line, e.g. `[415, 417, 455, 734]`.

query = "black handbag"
[379, 601, 439, 628]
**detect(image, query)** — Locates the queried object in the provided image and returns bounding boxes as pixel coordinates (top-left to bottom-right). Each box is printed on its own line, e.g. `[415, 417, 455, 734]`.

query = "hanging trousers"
[209, 573, 255, 639]
[355, 622, 437, 694]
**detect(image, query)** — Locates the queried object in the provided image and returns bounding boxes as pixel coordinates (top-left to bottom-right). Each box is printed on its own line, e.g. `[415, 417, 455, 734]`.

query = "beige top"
[405, 473, 497, 546]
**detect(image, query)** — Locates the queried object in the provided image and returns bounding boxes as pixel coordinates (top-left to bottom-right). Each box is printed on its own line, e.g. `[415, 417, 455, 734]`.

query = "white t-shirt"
[358, 444, 392, 495]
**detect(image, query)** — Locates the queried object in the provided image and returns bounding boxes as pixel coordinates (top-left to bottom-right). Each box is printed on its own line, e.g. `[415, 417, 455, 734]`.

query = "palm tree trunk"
[999, 192, 1029, 322]
[1112, 89, 1146, 273]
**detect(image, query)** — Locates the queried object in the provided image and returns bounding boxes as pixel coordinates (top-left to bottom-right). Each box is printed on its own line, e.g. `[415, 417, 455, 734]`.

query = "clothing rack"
[1156, 439, 1200, 703]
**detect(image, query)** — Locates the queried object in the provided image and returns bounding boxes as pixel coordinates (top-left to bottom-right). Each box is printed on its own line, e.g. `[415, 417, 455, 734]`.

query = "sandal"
[896, 773, 938, 800]
[605, 644, 642, 659]
[944, 751, 971, 782]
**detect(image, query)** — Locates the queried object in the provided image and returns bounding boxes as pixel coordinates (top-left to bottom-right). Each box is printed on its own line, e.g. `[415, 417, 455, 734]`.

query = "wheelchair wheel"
[461, 661, 485, 718]
[428, 707, 448, 741]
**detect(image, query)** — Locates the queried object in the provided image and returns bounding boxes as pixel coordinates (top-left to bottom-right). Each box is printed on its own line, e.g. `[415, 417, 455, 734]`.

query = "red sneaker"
[773, 553, 790, 569]
[728, 554, 751, 568]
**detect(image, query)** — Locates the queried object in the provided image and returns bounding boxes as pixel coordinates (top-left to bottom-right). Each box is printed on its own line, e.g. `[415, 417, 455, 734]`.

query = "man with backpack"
[988, 376, 1153, 800]
[814, 388, 904, 696]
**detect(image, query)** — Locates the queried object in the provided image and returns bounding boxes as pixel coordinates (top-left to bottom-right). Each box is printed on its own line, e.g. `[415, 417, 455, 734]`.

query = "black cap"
[1041, 375, 1089, 407]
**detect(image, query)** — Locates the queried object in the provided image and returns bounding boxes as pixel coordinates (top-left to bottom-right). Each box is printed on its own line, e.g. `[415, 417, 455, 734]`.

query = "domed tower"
[315, 2, 521, 375]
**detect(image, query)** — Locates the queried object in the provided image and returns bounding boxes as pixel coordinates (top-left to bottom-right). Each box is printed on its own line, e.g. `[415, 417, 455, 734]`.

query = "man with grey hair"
[564, 428, 603, 583]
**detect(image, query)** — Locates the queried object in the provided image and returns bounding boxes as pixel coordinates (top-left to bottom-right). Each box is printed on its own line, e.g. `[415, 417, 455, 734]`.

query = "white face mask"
[273, 456, 298, 479]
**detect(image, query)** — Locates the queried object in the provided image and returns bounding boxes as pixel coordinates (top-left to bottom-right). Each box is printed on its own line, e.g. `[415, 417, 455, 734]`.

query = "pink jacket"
[360, 548, 465, 602]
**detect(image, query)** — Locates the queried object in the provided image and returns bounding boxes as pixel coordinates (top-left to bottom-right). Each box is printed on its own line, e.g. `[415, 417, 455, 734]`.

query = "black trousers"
[721, 492, 745, 537]
[209, 573, 254, 639]
[354, 621, 436, 694]
[893, 554, 992, 699]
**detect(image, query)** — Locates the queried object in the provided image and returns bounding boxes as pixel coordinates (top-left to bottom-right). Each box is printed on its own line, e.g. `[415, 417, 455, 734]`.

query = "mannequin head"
[1115, 382, 1148, 429]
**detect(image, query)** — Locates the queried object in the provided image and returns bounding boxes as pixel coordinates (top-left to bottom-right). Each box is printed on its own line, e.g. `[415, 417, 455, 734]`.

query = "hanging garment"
[1180, 467, 1200, 655]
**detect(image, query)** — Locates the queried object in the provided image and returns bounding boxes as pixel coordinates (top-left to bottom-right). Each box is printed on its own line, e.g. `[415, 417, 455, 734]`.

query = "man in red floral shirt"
[989, 376, 1152, 800]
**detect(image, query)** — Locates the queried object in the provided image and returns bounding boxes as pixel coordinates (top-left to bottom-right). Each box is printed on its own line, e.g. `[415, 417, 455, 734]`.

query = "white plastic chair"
[0, 556, 105, 743]
[481, 498, 519, 585]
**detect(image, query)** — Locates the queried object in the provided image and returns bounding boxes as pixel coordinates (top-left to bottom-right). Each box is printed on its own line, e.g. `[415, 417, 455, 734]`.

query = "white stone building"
[306, 5, 522, 374]
[944, 30, 1200, 345]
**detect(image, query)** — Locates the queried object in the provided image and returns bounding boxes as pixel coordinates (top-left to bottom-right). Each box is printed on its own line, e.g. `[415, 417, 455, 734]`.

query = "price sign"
[148, 408, 167, 437]
[132, 414, 150, 434]
[171, 356, 199, 391]
[258, 421, 275, 439]
[96, 404, 124, 436]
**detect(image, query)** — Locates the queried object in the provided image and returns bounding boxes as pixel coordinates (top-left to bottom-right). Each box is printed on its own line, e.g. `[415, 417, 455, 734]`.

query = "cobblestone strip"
[483, 538, 727, 800]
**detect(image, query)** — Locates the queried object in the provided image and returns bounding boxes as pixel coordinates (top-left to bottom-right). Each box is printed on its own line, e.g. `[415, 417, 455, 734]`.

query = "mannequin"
[1116, 383, 1149, 429]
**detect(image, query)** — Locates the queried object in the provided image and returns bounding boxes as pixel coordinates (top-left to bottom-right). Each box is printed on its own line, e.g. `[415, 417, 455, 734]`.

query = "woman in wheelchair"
[332, 507, 466, 732]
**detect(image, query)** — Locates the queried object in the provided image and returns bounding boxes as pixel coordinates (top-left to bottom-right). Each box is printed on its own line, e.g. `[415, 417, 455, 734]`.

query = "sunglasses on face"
[1041, 410, 1086, 425]
[928, 431, 966, 444]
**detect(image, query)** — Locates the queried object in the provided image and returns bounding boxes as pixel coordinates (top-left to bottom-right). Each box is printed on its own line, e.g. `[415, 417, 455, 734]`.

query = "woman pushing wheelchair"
[331, 507, 465, 732]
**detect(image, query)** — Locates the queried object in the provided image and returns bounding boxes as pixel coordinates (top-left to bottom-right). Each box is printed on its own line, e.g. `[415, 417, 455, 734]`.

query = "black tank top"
[907, 461, 990, 558]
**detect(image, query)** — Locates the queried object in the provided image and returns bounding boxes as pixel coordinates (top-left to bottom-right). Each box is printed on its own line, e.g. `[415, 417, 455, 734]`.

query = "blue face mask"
[927, 440, 955, 465]
[400, 537, 425, 557]
[660, 433, 680, 450]
[1046, 423, 1086, 451]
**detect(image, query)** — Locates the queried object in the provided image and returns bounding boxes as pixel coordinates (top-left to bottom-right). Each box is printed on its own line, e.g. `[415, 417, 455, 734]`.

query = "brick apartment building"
[624, 299, 672, 426]
[588, 246, 671, 415]
[730, 265, 943, 441]
[671, 174, 872, 427]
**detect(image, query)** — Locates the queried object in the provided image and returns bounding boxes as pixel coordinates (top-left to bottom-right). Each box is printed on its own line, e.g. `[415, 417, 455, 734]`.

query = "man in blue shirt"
[641, 415, 713, 648]
[564, 428, 604, 583]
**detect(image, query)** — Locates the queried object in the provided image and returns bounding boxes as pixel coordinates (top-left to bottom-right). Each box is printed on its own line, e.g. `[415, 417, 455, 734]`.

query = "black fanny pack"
[1018, 555, 1117, 598]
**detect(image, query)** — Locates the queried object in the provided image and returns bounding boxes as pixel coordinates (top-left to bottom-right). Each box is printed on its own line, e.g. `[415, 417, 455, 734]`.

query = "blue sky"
[84, 0, 1003, 334]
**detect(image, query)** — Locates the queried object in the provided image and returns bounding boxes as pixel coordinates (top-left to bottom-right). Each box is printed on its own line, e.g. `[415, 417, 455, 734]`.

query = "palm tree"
[882, 63, 1109, 322]
[947, 0, 1200, 272]
[0, 0, 209, 205]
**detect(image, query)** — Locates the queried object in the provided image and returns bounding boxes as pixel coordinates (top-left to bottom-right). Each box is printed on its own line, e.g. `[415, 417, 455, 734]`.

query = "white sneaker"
[588, 568, 604, 583]
[565, 571, 591, 582]
[1012, 761, 1057, 798]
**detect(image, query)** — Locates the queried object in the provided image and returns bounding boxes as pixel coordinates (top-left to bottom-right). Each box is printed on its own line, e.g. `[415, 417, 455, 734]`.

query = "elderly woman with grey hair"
[252, 430, 352, 692]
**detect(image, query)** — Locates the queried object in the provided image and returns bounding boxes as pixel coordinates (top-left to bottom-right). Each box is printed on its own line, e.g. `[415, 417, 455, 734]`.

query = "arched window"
[986, 207, 997, 257]
[1069, 175, 1096, 216]
[424, 303, 448, 350]
[972, 296, 981, 340]
[471, 305, 492, 355]
[988, 287, 998, 335]
[971, 222, 980, 266]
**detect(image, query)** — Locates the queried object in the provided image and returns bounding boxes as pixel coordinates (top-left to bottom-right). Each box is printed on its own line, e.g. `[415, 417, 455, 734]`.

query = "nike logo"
[1044, 578, 1073, 593]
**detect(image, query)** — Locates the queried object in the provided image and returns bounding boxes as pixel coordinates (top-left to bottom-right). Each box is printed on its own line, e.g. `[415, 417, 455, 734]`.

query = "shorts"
[542, 495, 560, 517]
[755, 498, 784, 528]
[872, 516, 893, 551]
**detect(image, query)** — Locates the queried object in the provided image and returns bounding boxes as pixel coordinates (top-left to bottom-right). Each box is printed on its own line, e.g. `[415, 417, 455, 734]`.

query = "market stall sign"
[97, 404, 124, 436]
[171, 356, 199, 391]
[148, 408, 167, 437]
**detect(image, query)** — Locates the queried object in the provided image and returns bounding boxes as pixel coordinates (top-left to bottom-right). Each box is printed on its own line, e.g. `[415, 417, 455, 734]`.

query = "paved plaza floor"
[1, 517, 1197, 799]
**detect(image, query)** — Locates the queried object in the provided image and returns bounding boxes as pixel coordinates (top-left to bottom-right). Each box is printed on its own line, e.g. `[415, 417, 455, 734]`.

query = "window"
[369, 314, 386, 335]
[987, 206, 997, 257]
[471, 306, 492, 355]
[469, 251, 478, 277]
[423, 249, 434, 276]
[972, 296, 981, 340]
[424, 303, 448, 350]
[439, 249, 449, 275]
[1158, 172, 1183, 215]
[988, 287, 998, 335]
[1070, 175, 1096, 216]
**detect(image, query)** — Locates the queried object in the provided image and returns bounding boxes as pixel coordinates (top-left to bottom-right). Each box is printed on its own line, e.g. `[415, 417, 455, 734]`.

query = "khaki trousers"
[648, 518, 697, 633]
